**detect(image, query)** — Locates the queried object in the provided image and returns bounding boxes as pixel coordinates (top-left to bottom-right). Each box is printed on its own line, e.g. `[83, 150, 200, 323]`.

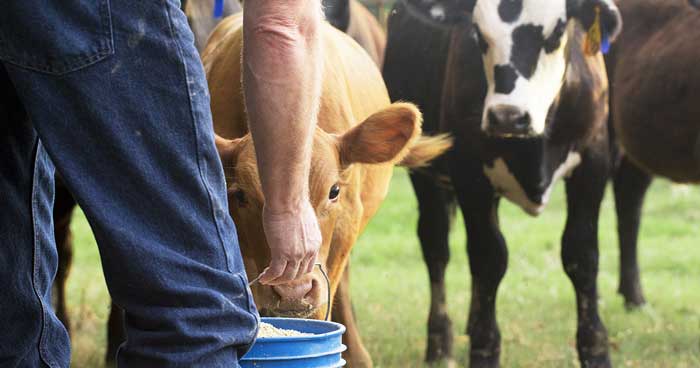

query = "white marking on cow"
[474, 0, 569, 135]
[483, 151, 581, 216]
[429, 5, 446, 21]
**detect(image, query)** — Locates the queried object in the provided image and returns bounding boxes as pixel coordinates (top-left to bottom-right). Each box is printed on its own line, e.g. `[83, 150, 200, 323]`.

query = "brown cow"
[610, 0, 700, 183]
[606, 0, 700, 308]
[202, 14, 451, 367]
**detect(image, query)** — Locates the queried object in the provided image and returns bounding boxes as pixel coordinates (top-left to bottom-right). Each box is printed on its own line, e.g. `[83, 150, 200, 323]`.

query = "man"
[0, 0, 322, 367]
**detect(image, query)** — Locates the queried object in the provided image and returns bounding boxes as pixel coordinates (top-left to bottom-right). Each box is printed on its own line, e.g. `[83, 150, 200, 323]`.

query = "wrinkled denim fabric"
[0, 1, 258, 367]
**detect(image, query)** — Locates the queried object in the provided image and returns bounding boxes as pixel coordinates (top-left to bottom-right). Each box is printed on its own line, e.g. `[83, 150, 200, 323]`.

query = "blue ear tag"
[600, 33, 610, 54]
[213, 0, 224, 18]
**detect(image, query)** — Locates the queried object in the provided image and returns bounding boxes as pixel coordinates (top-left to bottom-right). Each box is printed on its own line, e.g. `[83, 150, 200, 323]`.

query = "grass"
[66, 169, 700, 367]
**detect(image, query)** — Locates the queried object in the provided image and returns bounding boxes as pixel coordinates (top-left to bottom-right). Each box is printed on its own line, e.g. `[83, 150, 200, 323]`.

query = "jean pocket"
[0, 0, 114, 75]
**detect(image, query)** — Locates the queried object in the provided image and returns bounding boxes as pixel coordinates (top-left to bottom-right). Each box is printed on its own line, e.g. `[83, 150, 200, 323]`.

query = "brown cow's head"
[217, 103, 425, 319]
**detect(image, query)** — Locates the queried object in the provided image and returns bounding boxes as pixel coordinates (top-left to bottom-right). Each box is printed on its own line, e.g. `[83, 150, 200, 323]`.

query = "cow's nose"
[486, 105, 532, 137]
[272, 280, 314, 303]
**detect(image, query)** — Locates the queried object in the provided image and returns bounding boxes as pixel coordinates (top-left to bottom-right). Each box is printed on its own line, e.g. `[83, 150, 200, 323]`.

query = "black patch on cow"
[494, 64, 518, 94]
[544, 19, 567, 53]
[492, 138, 571, 205]
[511, 24, 545, 79]
[473, 26, 489, 54]
[323, 0, 350, 31]
[498, 0, 523, 23]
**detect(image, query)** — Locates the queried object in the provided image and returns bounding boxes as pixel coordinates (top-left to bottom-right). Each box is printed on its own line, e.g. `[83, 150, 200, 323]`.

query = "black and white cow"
[384, 0, 621, 367]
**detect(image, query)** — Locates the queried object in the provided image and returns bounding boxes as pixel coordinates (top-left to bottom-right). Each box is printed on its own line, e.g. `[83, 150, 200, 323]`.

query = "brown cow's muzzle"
[257, 272, 329, 319]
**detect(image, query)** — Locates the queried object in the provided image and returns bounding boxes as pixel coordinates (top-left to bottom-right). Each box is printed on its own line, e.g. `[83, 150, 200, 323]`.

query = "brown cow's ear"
[214, 134, 243, 171]
[338, 103, 422, 166]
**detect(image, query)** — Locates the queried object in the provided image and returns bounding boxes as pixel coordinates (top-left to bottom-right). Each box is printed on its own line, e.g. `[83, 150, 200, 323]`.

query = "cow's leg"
[563, 149, 610, 368]
[613, 156, 651, 308]
[53, 179, 76, 336]
[105, 302, 126, 364]
[410, 171, 456, 364]
[461, 197, 507, 368]
[333, 264, 372, 368]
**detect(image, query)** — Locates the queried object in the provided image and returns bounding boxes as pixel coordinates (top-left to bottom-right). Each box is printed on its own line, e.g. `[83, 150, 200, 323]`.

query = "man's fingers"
[304, 251, 316, 274]
[258, 259, 287, 285]
[268, 260, 301, 285]
[297, 255, 313, 280]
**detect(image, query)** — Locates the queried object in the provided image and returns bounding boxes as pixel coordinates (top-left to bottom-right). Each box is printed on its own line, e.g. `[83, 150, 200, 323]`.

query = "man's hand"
[257, 200, 322, 285]
[243, 0, 323, 285]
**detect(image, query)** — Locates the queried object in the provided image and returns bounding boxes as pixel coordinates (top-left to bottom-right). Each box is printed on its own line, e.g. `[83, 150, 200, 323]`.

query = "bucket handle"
[248, 263, 331, 321]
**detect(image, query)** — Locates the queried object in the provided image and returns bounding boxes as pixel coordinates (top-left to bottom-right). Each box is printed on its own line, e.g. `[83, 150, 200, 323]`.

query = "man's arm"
[242, 0, 323, 285]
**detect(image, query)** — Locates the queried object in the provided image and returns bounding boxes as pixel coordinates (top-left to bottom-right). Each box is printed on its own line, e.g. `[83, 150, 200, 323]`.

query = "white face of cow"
[464, 0, 621, 137]
[473, 0, 571, 137]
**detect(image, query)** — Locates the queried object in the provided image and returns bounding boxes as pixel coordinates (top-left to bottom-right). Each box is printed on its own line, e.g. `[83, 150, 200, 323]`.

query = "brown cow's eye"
[329, 184, 341, 202]
[233, 189, 247, 205]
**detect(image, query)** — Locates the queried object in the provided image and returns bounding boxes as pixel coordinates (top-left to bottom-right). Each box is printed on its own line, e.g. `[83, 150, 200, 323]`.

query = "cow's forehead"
[474, 0, 568, 35]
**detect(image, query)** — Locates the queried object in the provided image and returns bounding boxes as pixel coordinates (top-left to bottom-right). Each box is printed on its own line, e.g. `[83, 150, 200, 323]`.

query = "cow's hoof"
[344, 356, 373, 368]
[343, 346, 373, 368]
[618, 283, 646, 309]
[577, 327, 611, 368]
[469, 349, 500, 368]
[426, 313, 453, 363]
[579, 354, 611, 368]
[426, 358, 456, 368]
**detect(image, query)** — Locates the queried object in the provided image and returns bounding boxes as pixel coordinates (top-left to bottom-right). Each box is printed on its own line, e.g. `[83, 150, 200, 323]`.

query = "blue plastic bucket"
[241, 317, 347, 368]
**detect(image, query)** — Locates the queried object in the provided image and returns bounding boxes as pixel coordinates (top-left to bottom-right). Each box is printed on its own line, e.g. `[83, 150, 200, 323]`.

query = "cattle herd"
[44, 0, 699, 367]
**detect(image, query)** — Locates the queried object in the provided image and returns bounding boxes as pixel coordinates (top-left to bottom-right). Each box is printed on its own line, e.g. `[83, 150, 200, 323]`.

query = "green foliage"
[67, 169, 700, 367]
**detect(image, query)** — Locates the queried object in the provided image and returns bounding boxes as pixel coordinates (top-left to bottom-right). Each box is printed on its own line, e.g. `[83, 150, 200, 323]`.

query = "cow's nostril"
[488, 110, 500, 126]
[514, 113, 531, 130]
[271, 281, 314, 302]
[486, 105, 531, 136]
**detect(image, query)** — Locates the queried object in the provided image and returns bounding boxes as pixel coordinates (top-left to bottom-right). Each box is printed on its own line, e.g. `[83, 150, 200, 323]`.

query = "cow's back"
[609, 0, 700, 182]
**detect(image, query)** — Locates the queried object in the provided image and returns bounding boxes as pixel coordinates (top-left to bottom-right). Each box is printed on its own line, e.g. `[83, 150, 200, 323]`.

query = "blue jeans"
[0, 1, 258, 367]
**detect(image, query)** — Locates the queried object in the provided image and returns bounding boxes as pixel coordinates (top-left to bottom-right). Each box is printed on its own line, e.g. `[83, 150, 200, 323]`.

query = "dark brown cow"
[607, 0, 700, 308]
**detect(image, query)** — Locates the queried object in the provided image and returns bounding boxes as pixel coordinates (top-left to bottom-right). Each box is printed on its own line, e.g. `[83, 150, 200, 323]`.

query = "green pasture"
[66, 169, 700, 367]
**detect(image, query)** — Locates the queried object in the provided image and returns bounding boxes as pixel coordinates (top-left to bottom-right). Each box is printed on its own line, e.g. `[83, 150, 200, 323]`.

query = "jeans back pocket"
[0, 0, 114, 75]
